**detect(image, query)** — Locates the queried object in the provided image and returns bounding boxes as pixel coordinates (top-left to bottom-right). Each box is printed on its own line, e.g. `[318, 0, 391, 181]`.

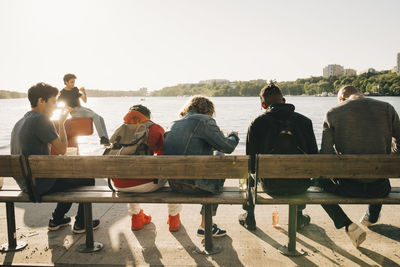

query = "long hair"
[180, 95, 215, 117]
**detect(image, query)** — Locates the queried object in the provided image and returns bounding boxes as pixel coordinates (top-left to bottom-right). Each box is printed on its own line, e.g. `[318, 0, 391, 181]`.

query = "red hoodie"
[112, 110, 164, 188]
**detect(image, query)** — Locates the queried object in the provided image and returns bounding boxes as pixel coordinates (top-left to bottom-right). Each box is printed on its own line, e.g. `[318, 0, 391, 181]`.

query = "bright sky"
[1, 0, 399, 92]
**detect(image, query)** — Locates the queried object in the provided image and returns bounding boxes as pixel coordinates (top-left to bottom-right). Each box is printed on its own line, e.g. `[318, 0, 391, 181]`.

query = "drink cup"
[66, 147, 78, 156]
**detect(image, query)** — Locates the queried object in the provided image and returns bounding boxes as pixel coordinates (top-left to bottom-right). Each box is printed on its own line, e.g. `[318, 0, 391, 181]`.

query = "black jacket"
[246, 103, 318, 173]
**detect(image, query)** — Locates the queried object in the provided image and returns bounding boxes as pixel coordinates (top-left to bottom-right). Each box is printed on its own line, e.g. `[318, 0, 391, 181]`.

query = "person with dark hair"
[239, 81, 318, 230]
[10, 82, 100, 234]
[59, 73, 109, 146]
[163, 95, 240, 237]
[110, 104, 182, 231]
[318, 85, 400, 247]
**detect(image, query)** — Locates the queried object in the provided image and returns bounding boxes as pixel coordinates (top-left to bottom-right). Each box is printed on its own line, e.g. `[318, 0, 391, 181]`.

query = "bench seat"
[0, 186, 247, 204]
[43, 186, 247, 204]
[256, 186, 400, 205]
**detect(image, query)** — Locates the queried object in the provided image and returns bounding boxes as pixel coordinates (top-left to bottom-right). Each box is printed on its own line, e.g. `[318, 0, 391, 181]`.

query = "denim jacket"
[164, 110, 239, 155]
[164, 109, 239, 193]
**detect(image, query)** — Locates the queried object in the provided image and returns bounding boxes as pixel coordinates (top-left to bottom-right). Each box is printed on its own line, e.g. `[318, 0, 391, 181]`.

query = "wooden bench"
[251, 154, 400, 256]
[0, 155, 30, 252]
[2, 154, 400, 256]
[0, 155, 250, 254]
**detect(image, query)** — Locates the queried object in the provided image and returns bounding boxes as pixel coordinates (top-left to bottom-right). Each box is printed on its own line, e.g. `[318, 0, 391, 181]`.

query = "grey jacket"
[320, 97, 400, 182]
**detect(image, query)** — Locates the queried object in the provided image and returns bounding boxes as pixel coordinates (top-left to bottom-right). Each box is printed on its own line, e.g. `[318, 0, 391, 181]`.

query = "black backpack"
[269, 117, 305, 155]
[262, 117, 309, 194]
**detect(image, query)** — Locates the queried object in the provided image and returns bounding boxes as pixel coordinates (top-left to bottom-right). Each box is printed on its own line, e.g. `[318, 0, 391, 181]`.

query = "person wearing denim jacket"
[164, 95, 239, 237]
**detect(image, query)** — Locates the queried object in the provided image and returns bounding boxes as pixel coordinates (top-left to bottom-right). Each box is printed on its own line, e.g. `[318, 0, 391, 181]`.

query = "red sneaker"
[131, 209, 151, 231]
[167, 214, 181, 232]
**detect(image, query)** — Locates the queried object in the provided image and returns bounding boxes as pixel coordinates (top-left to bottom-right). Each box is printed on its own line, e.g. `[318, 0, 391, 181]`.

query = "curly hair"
[180, 95, 215, 117]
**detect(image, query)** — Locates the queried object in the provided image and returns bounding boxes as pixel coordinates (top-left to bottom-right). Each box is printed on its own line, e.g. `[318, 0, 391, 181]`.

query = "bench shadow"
[358, 247, 400, 266]
[368, 224, 400, 242]
[210, 235, 244, 267]
[132, 222, 163, 266]
[299, 224, 374, 266]
[246, 226, 319, 267]
[170, 225, 214, 266]
[1, 251, 16, 265]
[16, 202, 57, 228]
[47, 226, 80, 265]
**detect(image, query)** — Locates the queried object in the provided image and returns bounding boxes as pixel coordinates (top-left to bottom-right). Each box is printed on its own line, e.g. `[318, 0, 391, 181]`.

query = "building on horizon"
[359, 68, 376, 75]
[391, 66, 398, 73]
[323, 64, 344, 77]
[344, 68, 357, 76]
[199, 79, 230, 84]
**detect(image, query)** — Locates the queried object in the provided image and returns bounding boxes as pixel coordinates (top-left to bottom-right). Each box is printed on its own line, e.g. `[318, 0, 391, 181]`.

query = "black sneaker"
[100, 137, 110, 146]
[238, 212, 256, 230]
[72, 219, 100, 234]
[297, 214, 311, 230]
[48, 216, 71, 231]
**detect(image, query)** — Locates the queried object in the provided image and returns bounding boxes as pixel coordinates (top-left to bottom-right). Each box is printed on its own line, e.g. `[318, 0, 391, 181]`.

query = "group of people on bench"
[10, 75, 400, 248]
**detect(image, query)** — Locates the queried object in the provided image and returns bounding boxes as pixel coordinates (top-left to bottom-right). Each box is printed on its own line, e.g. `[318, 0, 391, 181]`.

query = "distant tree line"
[86, 87, 147, 97]
[2, 71, 400, 99]
[151, 70, 400, 96]
[0, 90, 26, 99]
[0, 88, 148, 99]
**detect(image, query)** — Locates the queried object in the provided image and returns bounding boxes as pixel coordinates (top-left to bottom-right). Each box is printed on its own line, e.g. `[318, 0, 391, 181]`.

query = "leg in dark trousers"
[318, 178, 391, 228]
[45, 178, 93, 222]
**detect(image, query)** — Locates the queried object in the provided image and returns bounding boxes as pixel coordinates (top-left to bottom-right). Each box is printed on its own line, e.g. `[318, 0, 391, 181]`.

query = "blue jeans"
[168, 179, 225, 216]
[318, 178, 391, 229]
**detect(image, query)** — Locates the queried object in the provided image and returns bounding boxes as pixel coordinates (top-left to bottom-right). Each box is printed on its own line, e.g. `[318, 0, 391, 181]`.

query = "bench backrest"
[257, 154, 400, 179]
[0, 155, 25, 179]
[28, 155, 249, 179]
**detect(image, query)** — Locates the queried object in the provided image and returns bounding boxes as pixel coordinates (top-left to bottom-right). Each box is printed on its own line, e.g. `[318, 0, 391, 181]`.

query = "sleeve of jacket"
[306, 119, 318, 154]
[246, 121, 257, 155]
[246, 122, 257, 173]
[390, 104, 400, 153]
[320, 111, 336, 154]
[147, 123, 165, 155]
[201, 117, 239, 154]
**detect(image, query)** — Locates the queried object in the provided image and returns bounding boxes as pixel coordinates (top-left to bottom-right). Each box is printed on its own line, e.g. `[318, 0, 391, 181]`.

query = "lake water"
[2, 96, 400, 155]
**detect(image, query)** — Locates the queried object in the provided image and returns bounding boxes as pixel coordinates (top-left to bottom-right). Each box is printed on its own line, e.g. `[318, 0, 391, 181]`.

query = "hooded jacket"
[246, 103, 318, 173]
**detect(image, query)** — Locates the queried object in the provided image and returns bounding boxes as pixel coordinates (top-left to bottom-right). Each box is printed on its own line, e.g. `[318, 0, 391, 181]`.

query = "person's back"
[10, 82, 100, 234]
[11, 111, 56, 156]
[248, 103, 318, 195]
[108, 104, 182, 232]
[11, 110, 59, 193]
[248, 104, 317, 156]
[240, 81, 317, 230]
[319, 85, 400, 248]
[164, 95, 239, 237]
[321, 97, 395, 155]
[164, 111, 238, 156]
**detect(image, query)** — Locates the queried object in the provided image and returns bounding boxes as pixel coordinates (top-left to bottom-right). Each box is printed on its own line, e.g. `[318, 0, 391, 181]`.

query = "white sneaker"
[360, 213, 379, 227]
[346, 223, 366, 247]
